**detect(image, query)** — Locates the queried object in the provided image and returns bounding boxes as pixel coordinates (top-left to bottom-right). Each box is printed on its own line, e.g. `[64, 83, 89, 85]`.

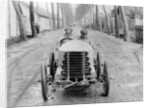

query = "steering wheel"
[60, 38, 72, 46]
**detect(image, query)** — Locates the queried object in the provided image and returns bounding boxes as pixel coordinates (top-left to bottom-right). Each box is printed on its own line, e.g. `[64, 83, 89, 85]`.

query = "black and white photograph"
[6, 0, 143, 107]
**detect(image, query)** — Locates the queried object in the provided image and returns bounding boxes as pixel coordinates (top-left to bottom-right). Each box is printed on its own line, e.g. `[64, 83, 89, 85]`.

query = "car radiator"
[62, 52, 91, 81]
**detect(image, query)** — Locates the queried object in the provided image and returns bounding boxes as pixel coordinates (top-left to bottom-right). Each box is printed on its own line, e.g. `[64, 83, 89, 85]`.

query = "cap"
[80, 29, 88, 35]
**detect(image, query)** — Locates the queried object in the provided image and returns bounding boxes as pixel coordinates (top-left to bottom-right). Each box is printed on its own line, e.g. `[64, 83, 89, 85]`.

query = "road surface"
[7, 27, 143, 107]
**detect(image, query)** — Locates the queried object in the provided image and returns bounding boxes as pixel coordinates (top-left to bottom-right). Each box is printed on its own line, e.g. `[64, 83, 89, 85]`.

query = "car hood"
[59, 40, 93, 52]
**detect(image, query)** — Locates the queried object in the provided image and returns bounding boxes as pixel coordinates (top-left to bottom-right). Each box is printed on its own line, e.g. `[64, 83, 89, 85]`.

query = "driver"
[59, 28, 73, 45]
[56, 28, 73, 51]
[78, 29, 96, 49]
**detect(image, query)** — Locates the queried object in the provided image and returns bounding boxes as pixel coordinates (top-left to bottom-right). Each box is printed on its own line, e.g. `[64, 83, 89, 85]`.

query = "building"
[8, 1, 50, 39]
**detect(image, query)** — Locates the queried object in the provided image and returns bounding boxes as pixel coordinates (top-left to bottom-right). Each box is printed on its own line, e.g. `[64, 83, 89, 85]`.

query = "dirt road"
[7, 27, 143, 107]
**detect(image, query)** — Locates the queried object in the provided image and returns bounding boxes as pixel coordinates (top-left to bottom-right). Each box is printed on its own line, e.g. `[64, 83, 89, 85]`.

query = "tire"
[102, 61, 110, 96]
[96, 53, 101, 80]
[49, 52, 55, 80]
[41, 62, 48, 101]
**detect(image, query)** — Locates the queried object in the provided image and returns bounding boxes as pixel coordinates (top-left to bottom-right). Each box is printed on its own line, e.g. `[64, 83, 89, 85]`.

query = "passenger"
[79, 29, 94, 47]
[35, 23, 40, 34]
[79, 29, 97, 58]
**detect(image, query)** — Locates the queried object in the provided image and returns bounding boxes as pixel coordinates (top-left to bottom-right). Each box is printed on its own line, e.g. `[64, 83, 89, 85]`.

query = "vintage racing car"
[40, 38, 110, 101]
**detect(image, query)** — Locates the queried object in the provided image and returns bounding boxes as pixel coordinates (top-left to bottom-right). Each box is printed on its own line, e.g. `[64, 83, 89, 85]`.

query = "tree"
[60, 4, 64, 27]
[51, 3, 56, 31]
[29, 1, 37, 37]
[114, 6, 119, 38]
[12, 1, 26, 41]
[95, 5, 100, 30]
[46, 2, 51, 29]
[89, 6, 92, 29]
[103, 5, 110, 34]
[8, 0, 11, 38]
[75, 4, 91, 21]
[109, 14, 114, 33]
[61, 3, 74, 26]
[92, 5, 95, 27]
[119, 6, 130, 41]
[57, 3, 60, 29]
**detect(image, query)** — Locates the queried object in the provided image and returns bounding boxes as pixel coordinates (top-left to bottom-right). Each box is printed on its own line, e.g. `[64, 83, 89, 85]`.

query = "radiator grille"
[62, 52, 90, 78]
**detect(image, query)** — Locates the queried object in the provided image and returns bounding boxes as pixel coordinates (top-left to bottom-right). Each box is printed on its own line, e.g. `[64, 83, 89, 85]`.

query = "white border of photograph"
[0, 0, 149, 108]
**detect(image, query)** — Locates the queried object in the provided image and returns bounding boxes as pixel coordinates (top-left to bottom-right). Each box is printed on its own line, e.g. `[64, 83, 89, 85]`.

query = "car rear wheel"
[102, 61, 109, 96]
[41, 62, 48, 101]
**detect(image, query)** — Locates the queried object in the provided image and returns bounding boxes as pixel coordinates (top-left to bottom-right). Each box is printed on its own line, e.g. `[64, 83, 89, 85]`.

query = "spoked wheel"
[102, 61, 110, 96]
[96, 53, 101, 80]
[49, 52, 55, 81]
[41, 62, 48, 101]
